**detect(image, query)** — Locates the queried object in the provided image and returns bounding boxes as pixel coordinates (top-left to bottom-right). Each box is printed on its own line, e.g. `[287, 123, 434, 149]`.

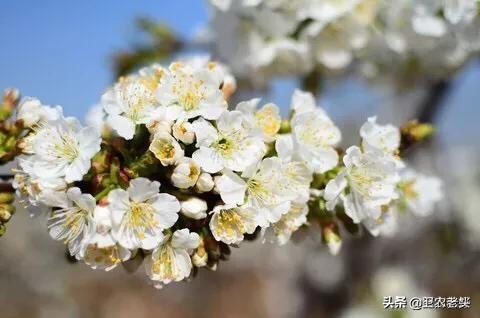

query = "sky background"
[0, 0, 478, 146]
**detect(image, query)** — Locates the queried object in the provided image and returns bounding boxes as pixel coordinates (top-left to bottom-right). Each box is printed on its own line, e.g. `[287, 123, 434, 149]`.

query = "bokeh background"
[1, 1, 479, 317]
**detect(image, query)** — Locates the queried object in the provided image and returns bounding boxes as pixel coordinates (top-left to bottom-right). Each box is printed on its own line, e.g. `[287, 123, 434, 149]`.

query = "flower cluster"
[13, 59, 442, 287]
[208, 0, 480, 85]
[0, 89, 22, 236]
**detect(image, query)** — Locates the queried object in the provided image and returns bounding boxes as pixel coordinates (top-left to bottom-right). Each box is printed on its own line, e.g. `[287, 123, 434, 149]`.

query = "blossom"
[83, 244, 132, 271]
[180, 197, 208, 220]
[398, 170, 443, 217]
[102, 71, 162, 140]
[88, 205, 116, 248]
[209, 204, 258, 244]
[46, 187, 96, 256]
[31, 117, 101, 183]
[324, 146, 400, 224]
[236, 99, 282, 142]
[17, 97, 62, 127]
[145, 229, 200, 285]
[444, 0, 478, 24]
[109, 178, 180, 250]
[80, 205, 132, 271]
[155, 62, 227, 121]
[360, 116, 400, 154]
[13, 155, 67, 211]
[171, 158, 201, 189]
[276, 91, 341, 173]
[216, 158, 292, 226]
[149, 132, 184, 166]
[265, 202, 308, 245]
[192, 111, 266, 173]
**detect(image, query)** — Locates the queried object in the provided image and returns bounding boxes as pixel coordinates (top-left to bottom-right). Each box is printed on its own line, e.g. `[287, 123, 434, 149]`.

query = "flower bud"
[0, 192, 14, 204]
[171, 158, 200, 189]
[0, 205, 13, 222]
[172, 120, 195, 145]
[180, 197, 208, 220]
[196, 173, 214, 193]
[0, 223, 6, 236]
[322, 223, 342, 255]
[192, 237, 208, 267]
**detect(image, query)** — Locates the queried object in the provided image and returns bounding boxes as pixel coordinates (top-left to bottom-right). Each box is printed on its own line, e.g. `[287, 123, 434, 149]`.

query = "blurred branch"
[300, 69, 322, 97]
[416, 80, 452, 123]
[112, 18, 183, 78]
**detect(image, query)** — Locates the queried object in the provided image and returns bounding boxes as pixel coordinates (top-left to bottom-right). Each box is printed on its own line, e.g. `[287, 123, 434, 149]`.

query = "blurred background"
[1, 1, 479, 317]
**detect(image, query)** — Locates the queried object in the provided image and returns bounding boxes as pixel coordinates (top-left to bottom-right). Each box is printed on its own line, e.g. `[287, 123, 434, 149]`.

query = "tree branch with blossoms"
[3, 58, 443, 288]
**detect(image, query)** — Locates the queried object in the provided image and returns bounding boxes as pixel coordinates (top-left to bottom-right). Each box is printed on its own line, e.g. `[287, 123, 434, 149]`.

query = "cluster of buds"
[0, 89, 25, 236]
[11, 58, 443, 288]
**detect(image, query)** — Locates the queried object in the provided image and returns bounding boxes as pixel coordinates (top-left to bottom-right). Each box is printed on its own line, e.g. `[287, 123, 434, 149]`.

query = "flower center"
[51, 132, 79, 162]
[125, 202, 159, 239]
[172, 73, 206, 111]
[152, 245, 177, 280]
[217, 208, 245, 237]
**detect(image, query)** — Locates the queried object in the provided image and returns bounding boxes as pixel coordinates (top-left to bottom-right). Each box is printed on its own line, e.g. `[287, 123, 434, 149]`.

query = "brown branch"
[416, 80, 452, 123]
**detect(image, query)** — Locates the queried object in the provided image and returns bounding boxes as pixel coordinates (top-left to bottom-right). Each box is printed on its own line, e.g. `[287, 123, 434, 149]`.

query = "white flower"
[444, 0, 478, 24]
[360, 116, 400, 154]
[236, 99, 281, 142]
[399, 170, 443, 217]
[149, 132, 184, 166]
[17, 97, 62, 127]
[265, 202, 308, 245]
[324, 146, 400, 224]
[81, 205, 132, 271]
[85, 103, 107, 135]
[155, 62, 227, 121]
[411, 9, 447, 37]
[13, 155, 67, 211]
[31, 117, 101, 183]
[172, 120, 195, 144]
[195, 172, 215, 193]
[83, 244, 131, 271]
[145, 229, 200, 285]
[109, 178, 180, 250]
[102, 73, 160, 140]
[171, 158, 200, 189]
[362, 206, 399, 237]
[180, 197, 208, 220]
[192, 111, 266, 173]
[46, 187, 96, 256]
[277, 92, 341, 173]
[216, 158, 292, 226]
[88, 205, 116, 248]
[209, 204, 258, 244]
[290, 89, 316, 114]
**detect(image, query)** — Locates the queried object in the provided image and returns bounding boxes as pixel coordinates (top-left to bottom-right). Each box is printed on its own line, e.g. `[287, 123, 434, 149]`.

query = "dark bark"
[416, 80, 452, 123]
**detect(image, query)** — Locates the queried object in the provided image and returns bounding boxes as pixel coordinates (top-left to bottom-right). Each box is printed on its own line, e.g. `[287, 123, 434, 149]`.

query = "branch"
[416, 80, 452, 123]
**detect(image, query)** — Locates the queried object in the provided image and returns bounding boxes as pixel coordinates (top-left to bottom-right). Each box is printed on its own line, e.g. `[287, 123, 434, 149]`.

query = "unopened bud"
[401, 120, 435, 142]
[172, 120, 195, 145]
[322, 223, 342, 255]
[196, 173, 214, 193]
[171, 158, 200, 189]
[0, 205, 13, 222]
[0, 192, 14, 204]
[192, 237, 208, 267]
[180, 197, 208, 220]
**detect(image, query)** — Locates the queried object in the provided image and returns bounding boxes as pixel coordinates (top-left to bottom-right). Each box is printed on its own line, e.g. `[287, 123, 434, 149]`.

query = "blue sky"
[0, 1, 478, 146]
[0, 1, 208, 119]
